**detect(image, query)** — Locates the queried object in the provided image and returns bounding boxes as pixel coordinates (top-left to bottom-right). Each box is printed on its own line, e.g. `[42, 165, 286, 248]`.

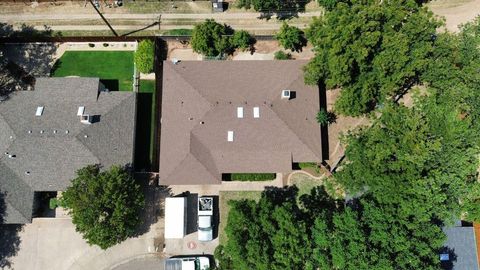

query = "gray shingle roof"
[0, 77, 136, 224]
[159, 60, 322, 185]
[442, 223, 479, 270]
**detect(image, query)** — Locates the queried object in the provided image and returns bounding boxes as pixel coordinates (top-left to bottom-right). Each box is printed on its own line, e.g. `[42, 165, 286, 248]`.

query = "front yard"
[51, 51, 134, 91]
[219, 191, 262, 244]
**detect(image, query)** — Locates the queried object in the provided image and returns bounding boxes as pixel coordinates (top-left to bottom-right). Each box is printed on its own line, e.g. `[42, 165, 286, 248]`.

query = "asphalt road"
[112, 256, 165, 270]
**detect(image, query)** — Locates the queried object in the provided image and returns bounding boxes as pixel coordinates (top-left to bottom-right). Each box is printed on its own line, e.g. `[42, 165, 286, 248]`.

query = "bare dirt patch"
[429, 0, 480, 32]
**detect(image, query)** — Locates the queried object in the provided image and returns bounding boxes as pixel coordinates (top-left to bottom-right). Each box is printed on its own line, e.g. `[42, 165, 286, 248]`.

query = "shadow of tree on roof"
[0, 190, 24, 269]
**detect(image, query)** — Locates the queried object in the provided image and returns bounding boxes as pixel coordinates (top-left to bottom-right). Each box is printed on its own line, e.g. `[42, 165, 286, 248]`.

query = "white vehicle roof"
[164, 197, 186, 239]
[198, 215, 211, 228]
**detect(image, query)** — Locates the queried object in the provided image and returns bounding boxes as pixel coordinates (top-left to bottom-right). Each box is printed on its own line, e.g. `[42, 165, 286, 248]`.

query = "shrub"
[134, 39, 154, 74]
[230, 173, 276, 181]
[316, 108, 336, 125]
[103, 43, 109, 47]
[231, 30, 255, 50]
[275, 23, 306, 52]
[274, 50, 291, 60]
[88, 43, 95, 48]
[191, 19, 232, 56]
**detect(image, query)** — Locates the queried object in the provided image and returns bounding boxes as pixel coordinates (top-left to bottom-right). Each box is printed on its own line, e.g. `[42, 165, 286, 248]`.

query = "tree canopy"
[134, 39, 154, 74]
[61, 165, 145, 249]
[275, 23, 306, 52]
[236, 0, 307, 15]
[231, 30, 255, 51]
[191, 19, 232, 57]
[304, 0, 441, 116]
[217, 186, 447, 270]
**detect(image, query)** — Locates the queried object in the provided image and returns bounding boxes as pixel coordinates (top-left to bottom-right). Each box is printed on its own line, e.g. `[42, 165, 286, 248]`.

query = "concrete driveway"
[2, 218, 160, 270]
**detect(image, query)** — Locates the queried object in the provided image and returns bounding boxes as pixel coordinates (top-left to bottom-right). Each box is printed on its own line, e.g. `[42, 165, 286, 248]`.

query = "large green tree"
[61, 165, 145, 249]
[305, 0, 441, 116]
[217, 186, 447, 270]
[191, 19, 232, 57]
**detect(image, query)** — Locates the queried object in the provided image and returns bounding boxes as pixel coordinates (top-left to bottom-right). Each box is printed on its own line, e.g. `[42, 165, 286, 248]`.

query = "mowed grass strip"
[52, 51, 134, 91]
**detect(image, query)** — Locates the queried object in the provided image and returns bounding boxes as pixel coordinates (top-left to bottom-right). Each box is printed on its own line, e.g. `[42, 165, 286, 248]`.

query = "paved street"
[111, 255, 165, 270]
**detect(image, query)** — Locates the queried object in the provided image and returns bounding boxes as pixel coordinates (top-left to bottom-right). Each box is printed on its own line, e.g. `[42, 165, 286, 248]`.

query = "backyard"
[51, 51, 134, 91]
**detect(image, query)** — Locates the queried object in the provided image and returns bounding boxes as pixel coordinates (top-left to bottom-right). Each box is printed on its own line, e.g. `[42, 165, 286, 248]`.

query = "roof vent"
[439, 253, 449, 261]
[227, 131, 234, 142]
[9, 136, 13, 139]
[77, 106, 85, 116]
[28, 130, 32, 134]
[65, 130, 69, 134]
[25, 171, 30, 175]
[253, 107, 260, 118]
[281, 90, 291, 100]
[40, 130, 44, 134]
[84, 135, 88, 138]
[237, 107, 244, 118]
[80, 114, 92, 125]
[8, 154, 15, 159]
[35, 106, 44, 116]
[53, 130, 57, 134]
[172, 58, 180, 65]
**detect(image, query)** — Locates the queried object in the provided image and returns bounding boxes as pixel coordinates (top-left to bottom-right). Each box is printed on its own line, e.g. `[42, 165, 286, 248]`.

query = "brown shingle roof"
[159, 60, 322, 185]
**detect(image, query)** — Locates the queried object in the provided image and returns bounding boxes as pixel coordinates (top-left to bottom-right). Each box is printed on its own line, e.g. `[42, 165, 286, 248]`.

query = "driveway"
[1, 218, 160, 270]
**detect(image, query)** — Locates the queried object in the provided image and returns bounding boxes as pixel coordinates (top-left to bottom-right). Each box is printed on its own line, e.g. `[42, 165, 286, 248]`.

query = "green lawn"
[219, 191, 262, 244]
[51, 51, 134, 91]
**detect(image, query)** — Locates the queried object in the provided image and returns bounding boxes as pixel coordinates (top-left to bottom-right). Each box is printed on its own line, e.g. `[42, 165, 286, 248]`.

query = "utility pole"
[88, 0, 119, 37]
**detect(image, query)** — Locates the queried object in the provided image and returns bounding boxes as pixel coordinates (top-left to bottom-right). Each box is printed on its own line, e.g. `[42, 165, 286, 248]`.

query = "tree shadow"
[438, 247, 457, 270]
[0, 23, 59, 79]
[0, 190, 24, 269]
[133, 173, 172, 237]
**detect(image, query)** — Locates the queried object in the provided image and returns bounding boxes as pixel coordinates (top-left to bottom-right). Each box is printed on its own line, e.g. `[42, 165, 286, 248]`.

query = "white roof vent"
[227, 131, 234, 142]
[281, 90, 291, 99]
[77, 106, 85, 116]
[172, 58, 180, 64]
[35, 106, 44, 116]
[237, 107, 244, 118]
[80, 114, 92, 125]
[253, 107, 260, 118]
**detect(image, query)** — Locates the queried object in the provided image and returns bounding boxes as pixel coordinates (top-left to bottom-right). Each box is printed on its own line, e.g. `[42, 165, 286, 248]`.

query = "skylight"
[253, 107, 260, 118]
[227, 131, 234, 142]
[35, 106, 44, 116]
[237, 107, 244, 118]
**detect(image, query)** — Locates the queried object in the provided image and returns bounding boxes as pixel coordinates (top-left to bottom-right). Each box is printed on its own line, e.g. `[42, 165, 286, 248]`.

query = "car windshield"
[195, 259, 200, 270]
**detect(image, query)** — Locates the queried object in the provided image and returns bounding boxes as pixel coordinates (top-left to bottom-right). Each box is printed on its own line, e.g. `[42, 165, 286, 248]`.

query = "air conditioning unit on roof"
[281, 90, 291, 99]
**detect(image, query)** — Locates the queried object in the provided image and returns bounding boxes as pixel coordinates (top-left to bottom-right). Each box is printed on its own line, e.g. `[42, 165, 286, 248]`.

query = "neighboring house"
[159, 60, 322, 185]
[0, 77, 136, 224]
[440, 221, 480, 270]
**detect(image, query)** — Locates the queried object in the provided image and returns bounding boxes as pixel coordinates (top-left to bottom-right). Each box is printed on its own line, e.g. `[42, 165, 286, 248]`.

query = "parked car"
[198, 215, 213, 242]
[165, 256, 210, 270]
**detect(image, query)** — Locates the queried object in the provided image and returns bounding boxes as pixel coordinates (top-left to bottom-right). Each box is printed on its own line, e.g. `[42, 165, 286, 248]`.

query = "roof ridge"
[167, 63, 213, 108]
[75, 94, 134, 163]
[267, 103, 320, 160]
[189, 131, 219, 178]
